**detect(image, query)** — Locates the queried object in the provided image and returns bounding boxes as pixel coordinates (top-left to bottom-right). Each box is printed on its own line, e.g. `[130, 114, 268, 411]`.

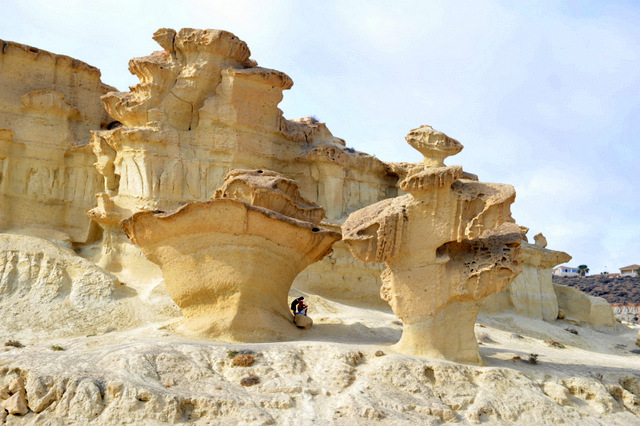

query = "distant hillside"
[552, 275, 640, 304]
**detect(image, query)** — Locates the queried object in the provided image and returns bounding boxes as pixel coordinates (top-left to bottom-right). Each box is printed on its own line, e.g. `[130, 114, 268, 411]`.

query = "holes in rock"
[106, 121, 123, 130]
[311, 227, 320, 232]
[137, 393, 151, 402]
[256, 170, 263, 173]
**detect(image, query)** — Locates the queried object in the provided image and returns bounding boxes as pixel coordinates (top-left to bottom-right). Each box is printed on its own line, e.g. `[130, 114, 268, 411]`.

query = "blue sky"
[3, 0, 639, 274]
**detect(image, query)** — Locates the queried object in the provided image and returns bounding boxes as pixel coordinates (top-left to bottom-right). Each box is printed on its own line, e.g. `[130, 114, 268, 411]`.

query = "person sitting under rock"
[297, 298, 308, 316]
[290, 296, 304, 315]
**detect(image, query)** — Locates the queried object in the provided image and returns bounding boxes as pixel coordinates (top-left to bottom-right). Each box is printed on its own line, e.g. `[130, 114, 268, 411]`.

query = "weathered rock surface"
[0, 233, 178, 339]
[343, 126, 522, 364]
[534, 232, 548, 248]
[554, 284, 618, 330]
[122, 170, 340, 341]
[2, 320, 639, 425]
[0, 40, 114, 243]
[483, 240, 572, 321]
[89, 28, 397, 286]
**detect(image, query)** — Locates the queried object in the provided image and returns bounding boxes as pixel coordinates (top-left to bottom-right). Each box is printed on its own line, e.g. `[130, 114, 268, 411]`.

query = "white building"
[552, 266, 580, 277]
[620, 264, 640, 277]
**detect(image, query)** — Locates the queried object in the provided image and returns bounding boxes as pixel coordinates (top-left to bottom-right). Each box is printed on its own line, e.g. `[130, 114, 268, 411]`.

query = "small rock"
[375, 350, 385, 357]
[1, 392, 29, 416]
[565, 318, 580, 326]
[0, 386, 10, 400]
[557, 309, 566, 319]
[294, 314, 313, 329]
[8, 377, 25, 395]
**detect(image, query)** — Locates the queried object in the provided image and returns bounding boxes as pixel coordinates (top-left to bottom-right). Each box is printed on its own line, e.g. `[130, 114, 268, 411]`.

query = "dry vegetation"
[552, 275, 640, 304]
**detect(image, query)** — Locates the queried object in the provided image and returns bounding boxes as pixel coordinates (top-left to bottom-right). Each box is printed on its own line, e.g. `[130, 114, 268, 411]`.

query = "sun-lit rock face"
[122, 169, 340, 342]
[342, 126, 522, 365]
[483, 240, 572, 321]
[0, 40, 114, 242]
[554, 284, 618, 330]
[89, 28, 397, 279]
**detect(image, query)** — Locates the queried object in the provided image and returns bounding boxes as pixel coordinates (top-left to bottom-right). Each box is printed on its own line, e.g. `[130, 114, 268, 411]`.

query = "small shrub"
[544, 339, 565, 349]
[227, 350, 239, 359]
[565, 327, 578, 335]
[477, 332, 495, 344]
[4, 340, 24, 348]
[528, 353, 539, 364]
[232, 354, 255, 367]
[511, 355, 521, 361]
[51, 345, 65, 351]
[240, 375, 260, 387]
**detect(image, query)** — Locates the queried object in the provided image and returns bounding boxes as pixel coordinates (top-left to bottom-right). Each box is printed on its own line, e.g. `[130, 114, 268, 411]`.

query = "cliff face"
[0, 41, 114, 242]
[0, 28, 637, 425]
[87, 28, 395, 285]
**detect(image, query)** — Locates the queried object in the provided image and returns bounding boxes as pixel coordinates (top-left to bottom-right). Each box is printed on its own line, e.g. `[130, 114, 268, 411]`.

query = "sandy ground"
[2, 290, 640, 424]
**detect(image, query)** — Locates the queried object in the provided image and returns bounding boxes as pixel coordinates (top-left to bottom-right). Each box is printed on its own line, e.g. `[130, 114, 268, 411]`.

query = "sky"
[2, 0, 639, 274]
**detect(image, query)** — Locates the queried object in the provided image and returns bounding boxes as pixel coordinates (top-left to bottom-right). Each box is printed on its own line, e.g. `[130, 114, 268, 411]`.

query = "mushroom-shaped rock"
[122, 170, 340, 342]
[342, 127, 522, 365]
[405, 125, 463, 167]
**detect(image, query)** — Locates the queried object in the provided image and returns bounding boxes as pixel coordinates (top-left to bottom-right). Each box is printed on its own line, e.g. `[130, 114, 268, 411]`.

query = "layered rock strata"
[89, 28, 396, 281]
[0, 233, 148, 338]
[0, 40, 114, 242]
[122, 170, 340, 341]
[342, 126, 522, 364]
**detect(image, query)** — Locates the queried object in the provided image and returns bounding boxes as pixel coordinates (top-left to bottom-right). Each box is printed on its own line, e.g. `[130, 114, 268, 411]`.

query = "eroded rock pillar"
[342, 126, 522, 364]
[123, 169, 340, 342]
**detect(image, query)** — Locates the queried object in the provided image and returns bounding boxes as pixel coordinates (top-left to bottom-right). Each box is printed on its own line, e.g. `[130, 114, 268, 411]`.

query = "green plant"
[51, 345, 65, 351]
[4, 340, 23, 348]
[528, 353, 539, 364]
[578, 265, 589, 276]
[227, 350, 239, 359]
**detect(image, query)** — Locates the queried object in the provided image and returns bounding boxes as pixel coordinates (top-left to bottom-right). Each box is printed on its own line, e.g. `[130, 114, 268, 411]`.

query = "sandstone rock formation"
[554, 284, 618, 330]
[342, 126, 522, 364]
[0, 377, 28, 416]
[0, 232, 180, 340]
[534, 232, 548, 248]
[122, 169, 340, 341]
[483, 239, 572, 321]
[0, 40, 114, 243]
[89, 28, 396, 284]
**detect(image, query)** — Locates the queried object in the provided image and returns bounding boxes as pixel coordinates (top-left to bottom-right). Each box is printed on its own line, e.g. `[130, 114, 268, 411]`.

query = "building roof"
[620, 264, 640, 270]
[555, 265, 578, 269]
